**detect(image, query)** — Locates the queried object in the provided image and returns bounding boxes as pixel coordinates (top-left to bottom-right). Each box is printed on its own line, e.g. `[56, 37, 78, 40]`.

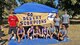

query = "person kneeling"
[17, 24, 25, 43]
[34, 26, 42, 39]
[58, 25, 67, 41]
[27, 25, 34, 39]
[49, 24, 57, 39]
[42, 26, 49, 39]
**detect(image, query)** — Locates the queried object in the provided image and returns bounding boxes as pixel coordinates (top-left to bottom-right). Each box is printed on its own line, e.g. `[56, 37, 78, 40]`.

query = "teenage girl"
[42, 26, 49, 39]
[34, 26, 41, 38]
[27, 25, 34, 39]
[17, 24, 25, 43]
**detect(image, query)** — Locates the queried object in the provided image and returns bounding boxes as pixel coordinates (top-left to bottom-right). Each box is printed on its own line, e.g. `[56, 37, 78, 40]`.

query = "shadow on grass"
[0, 39, 8, 45]
[70, 21, 80, 24]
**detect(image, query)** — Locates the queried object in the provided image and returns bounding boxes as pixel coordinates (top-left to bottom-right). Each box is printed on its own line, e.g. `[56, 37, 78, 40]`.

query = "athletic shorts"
[29, 32, 33, 36]
[19, 34, 22, 38]
[62, 23, 69, 29]
[55, 26, 59, 33]
[8, 27, 17, 34]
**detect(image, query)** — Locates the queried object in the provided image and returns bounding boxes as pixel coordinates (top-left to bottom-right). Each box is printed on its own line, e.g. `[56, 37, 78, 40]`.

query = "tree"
[59, 0, 80, 17]
[1, 0, 80, 19]
[45, 0, 55, 8]
[0, 0, 5, 25]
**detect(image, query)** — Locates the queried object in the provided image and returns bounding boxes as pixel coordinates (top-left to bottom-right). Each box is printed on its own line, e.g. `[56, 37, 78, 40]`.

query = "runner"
[17, 24, 25, 43]
[42, 26, 49, 39]
[58, 25, 67, 41]
[27, 25, 34, 39]
[49, 24, 56, 39]
[54, 14, 61, 33]
[34, 26, 41, 38]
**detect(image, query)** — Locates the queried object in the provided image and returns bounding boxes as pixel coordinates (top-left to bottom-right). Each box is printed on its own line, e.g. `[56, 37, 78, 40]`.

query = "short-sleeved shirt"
[54, 18, 60, 26]
[50, 27, 56, 32]
[8, 15, 18, 27]
[62, 14, 69, 24]
[59, 29, 67, 35]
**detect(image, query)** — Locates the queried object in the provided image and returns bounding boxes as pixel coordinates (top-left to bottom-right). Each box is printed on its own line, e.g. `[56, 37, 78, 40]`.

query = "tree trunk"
[0, 0, 4, 25]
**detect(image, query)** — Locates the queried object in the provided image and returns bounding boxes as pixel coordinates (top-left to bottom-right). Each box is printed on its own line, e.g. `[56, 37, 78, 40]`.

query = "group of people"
[8, 11, 70, 43]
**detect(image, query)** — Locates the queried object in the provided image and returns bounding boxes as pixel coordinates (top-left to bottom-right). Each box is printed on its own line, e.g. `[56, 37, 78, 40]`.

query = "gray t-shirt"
[54, 18, 60, 26]
[50, 27, 56, 32]
[62, 14, 69, 24]
[59, 29, 67, 35]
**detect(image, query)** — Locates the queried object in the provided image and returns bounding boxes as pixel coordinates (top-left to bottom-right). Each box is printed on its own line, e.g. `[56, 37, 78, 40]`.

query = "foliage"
[59, 0, 80, 17]
[0, 0, 80, 18]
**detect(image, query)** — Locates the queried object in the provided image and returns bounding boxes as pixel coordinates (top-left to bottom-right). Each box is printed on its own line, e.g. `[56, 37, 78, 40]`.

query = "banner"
[16, 13, 53, 26]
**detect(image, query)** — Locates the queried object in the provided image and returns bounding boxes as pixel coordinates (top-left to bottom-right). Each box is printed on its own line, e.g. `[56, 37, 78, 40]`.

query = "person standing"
[62, 11, 70, 30]
[8, 11, 19, 40]
[54, 14, 61, 33]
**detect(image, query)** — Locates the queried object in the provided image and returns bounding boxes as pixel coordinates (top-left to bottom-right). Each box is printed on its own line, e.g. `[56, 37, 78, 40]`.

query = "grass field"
[52, 24, 80, 45]
[1, 24, 80, 45]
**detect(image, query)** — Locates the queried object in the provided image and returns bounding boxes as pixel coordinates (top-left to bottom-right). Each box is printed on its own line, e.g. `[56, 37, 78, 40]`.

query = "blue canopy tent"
[14, 2, 58, 13]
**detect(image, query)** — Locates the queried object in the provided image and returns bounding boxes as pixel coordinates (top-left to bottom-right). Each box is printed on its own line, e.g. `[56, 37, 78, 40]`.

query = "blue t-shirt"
[50, 27, 55, 32]
[62, 14, 69, 24]
[59, 29, 67, 35]
[54, 18, 60, 26]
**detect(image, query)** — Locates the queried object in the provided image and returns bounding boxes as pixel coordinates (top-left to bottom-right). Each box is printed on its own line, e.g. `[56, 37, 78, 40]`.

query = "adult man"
[62, 11, 70, 30]
[8, 11, 18, 40]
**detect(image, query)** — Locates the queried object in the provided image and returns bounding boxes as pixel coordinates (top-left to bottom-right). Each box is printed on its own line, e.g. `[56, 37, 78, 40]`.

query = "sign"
[16, 13, 53, 26]
[48, 13, 56, 20]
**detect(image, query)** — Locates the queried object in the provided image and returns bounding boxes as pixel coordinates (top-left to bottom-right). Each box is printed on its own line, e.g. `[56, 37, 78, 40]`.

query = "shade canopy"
[14, 2, 58, 13]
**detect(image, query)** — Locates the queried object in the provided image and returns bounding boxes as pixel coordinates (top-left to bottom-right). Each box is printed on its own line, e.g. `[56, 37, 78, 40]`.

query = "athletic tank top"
[42, 28, 47, 34]
[29, 28, 34, 33]
[18, 28, 24, 34]
[54, 18, 60, 26]
[36, 29, 40, 33]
